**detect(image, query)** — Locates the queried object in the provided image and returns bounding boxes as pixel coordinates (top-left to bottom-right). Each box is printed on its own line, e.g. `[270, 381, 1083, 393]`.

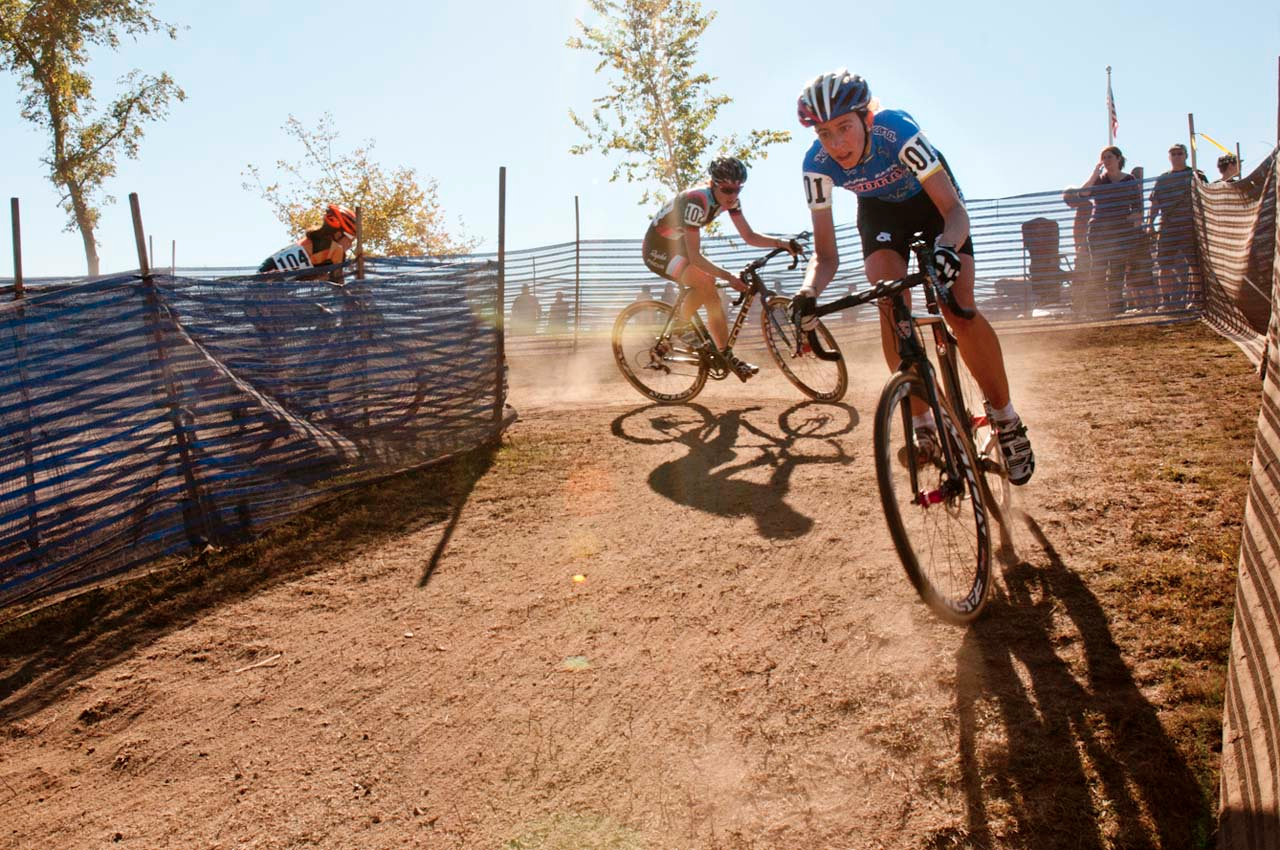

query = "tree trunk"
[44, 85, 101, 277]
[66, 183, 100, 277]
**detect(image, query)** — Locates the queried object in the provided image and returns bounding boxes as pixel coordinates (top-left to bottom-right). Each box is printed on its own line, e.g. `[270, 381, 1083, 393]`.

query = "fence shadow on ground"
[610, 401, 859, 540]
[954, 513, 1210, 849]
[0, 442, 500, 726]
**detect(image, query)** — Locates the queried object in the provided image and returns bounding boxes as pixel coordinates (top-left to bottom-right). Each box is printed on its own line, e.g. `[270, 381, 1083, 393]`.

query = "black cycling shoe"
[913, 425, 941, 466]
[724, 349, 759, 381]
[996, 417, 1035, 485]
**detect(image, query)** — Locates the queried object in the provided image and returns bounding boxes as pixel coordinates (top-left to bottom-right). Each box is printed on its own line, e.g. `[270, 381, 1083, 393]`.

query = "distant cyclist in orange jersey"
[259, 203, 357, 280]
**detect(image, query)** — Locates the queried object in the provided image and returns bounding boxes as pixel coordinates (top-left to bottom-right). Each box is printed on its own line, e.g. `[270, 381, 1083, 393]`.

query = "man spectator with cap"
[1146, 143, 1207, 311]
[1216, 153, 1240, 182]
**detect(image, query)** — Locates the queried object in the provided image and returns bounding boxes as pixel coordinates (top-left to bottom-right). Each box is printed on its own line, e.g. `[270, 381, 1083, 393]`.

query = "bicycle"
[611, 234, 848, 404]
[799, 237, 1009, 624]
[210, 269, 429, 446]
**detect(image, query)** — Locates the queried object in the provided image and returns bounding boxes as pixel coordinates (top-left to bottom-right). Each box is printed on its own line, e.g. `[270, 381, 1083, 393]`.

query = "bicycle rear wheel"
[760, 295, 848, 402]
[874, 370, 992, 624]
[942, 346, 1011, 516]
[612, 300, 707, 403]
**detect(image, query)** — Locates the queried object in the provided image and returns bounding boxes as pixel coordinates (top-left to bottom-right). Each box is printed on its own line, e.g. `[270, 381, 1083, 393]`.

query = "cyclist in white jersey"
[790, 69, 1034, 485]
[642, 157, 800, 380]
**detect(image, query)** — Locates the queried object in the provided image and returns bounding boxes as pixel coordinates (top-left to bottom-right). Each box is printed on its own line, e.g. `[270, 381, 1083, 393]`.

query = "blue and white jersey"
[801, 109, 958, 209]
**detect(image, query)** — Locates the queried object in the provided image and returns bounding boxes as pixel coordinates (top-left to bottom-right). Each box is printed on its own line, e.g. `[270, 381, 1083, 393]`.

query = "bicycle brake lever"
[786, 250, 809, 272]
[788, 232, 813, 271]
[934, 280, 976, 320]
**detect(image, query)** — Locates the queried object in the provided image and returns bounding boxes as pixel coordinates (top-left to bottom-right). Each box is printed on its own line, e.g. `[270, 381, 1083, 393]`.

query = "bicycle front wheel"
[324, 344, 427, 434]
[760, 295, 848, 402]
[612, 300, 707, 404]
[873, 370, 992, 624]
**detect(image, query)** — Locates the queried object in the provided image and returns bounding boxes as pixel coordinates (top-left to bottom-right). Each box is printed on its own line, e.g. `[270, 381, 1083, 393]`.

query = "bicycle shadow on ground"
[0, 443, 499, 726]
[610, 401, 858, 540]
[953, 512, 1209, 849]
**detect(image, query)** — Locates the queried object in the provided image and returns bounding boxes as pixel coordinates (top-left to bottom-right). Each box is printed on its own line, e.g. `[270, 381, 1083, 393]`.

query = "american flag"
[1106, 74, 1119, 139]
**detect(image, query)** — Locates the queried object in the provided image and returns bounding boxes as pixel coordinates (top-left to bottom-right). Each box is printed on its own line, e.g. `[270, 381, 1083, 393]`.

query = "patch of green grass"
[503, 813, 646, 850]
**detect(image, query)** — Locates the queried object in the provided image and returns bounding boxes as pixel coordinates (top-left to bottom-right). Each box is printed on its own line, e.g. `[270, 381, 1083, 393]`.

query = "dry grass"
[967, 321, 1256, 848]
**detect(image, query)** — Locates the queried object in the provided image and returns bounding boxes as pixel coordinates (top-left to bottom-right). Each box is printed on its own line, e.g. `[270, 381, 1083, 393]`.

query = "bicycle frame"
[806, 239, 978, 492]
[882, 290, 969, 495]
[650, 241, 804, 377]
[662, 283, 756, 373]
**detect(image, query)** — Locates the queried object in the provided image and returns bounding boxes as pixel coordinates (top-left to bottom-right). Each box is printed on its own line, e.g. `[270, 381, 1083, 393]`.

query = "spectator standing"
[1147, 143, 1207, 310]
[1062, 187, 1096, 316]
[546, 291, 570, 335]
[1079, 146, 1142, 315]
[1216, 153, 1240, 182]
[511, 283, 542, 335]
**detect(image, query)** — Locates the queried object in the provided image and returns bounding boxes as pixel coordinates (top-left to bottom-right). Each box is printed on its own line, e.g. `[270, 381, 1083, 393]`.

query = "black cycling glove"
[932, 244, 962, 289]
[790, 293, 818, 332]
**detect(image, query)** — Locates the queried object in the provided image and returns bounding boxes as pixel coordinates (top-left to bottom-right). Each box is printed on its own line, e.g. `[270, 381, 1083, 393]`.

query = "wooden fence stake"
[130, 192, 214, 548]
[496, 167, 507, 422]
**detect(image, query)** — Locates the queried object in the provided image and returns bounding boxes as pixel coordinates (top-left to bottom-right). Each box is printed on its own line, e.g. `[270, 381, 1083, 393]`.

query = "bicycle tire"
[873, 370, 992, 624]
[612, 300, 707, 404]
[760, 295, 848, 402]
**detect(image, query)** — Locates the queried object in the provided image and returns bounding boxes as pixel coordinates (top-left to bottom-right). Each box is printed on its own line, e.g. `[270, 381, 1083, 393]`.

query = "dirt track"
[0, 321, 1259, 849]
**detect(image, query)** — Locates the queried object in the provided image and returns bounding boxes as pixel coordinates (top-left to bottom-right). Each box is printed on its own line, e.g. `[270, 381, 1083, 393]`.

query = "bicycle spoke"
[947, 349, 1012, 516]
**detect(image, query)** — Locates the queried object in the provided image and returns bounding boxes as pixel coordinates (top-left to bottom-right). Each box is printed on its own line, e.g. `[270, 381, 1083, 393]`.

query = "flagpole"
[1106, 66, 1114, 146]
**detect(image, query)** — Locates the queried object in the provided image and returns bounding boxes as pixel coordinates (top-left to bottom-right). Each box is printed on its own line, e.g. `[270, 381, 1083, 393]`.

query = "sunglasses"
[714, 182, 742, 196]
[1170, 151, 1186, 156]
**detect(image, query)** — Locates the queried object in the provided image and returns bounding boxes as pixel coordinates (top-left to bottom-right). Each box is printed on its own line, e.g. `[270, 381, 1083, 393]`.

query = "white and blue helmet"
[797, 69, 871, 127]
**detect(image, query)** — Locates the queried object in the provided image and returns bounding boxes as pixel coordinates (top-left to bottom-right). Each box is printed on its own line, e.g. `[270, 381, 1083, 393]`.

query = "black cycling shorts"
[642, 228, 692, 283]
[856, 192, 975, 261]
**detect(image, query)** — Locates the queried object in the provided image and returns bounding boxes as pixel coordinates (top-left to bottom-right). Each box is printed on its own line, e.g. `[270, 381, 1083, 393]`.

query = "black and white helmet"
[797, 69, 871, 127]
[708, 156, 748, 184]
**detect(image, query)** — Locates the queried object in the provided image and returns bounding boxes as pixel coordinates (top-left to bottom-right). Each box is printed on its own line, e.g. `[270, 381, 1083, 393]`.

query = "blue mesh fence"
[0, 257, 512, 610]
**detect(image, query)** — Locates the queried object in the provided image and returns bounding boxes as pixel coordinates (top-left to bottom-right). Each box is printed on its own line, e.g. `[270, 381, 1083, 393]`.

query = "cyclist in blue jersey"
[788, 70, 1034, 485]
[643, 157, 801, 380]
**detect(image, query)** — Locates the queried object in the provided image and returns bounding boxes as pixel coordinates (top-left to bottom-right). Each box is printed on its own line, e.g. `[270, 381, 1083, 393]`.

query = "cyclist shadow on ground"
[610, 401, 858, 540]
[953, 513, 1207, 849]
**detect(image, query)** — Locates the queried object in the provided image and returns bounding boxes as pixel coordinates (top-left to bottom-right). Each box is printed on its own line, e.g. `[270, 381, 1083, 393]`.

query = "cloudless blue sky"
[2, 0, 1278, 276]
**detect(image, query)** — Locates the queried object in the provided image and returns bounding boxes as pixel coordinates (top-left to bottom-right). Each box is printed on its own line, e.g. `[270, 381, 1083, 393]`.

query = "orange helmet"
[324, 203, 357, 236]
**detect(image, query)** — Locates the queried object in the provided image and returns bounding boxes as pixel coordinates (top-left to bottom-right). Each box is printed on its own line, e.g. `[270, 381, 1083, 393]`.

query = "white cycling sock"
[912, 411, 936, 431]
[991, 402, 1019, 425]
